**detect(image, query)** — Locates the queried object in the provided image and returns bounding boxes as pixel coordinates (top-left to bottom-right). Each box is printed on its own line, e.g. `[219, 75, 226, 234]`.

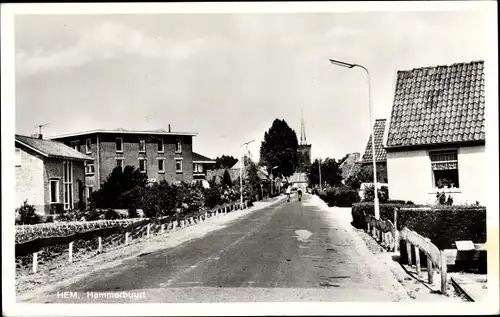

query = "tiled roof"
[340, 152, 361, 179]
[192, 152, 215, 163]
[386, 60, 485, 148]
[15, 135, 94, 161]
[362, 119, 387, 163]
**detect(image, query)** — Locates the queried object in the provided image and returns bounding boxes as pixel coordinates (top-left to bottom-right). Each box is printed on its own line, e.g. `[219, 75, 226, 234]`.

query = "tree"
[307, 158, 343, 188]
[259, 119, 299, 178]
[245, 157, 262, 199]
[91, 165, 148, 209]
[215, 155, 238, 169]
[357, 164, 388, 183]
[222, 170, 233, 187]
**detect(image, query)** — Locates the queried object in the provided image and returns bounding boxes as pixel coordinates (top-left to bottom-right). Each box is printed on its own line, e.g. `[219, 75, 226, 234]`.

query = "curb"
[450, 276, 475, 302]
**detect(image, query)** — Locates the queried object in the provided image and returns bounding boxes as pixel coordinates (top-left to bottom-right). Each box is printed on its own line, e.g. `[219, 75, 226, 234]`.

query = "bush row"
[352, 202, 487, 250]
[317, 185, 360, 207]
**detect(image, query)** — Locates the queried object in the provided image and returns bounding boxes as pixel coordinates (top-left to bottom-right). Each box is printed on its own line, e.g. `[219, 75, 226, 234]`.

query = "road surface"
[29, 194, 408, 303]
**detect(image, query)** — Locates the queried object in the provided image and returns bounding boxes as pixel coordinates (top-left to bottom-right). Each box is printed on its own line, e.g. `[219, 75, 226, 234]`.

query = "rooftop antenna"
[34, 123, 50, 136]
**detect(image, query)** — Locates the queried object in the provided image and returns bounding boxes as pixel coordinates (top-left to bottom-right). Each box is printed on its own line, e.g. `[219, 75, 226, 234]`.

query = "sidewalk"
[17, 196, 286, 300]
[449, 272, 488, 302]
[308, 195, 464, 302]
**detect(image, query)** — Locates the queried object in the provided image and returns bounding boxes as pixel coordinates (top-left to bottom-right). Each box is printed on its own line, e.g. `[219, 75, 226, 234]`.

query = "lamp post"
[329, 58, 380, 219]
[271, 166, 278, 195]
[240, 140, 255, 208]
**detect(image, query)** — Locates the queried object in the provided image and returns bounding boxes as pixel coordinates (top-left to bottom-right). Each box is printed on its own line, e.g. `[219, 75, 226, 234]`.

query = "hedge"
[352, 202, 487, 251]
[351, 202, 409, 229]
[317, 186, 360, 207]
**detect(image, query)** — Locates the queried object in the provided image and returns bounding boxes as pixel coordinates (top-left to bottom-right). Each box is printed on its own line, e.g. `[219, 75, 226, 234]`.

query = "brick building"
[50, 128, 215, 199]
[15, 134, 93, 215]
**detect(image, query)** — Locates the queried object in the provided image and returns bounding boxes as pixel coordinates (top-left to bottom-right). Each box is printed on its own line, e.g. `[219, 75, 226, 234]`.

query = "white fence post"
[68, 242, 73, 263]
[440, 251, 448, 295]
[147, 223, 151, 239]
[98, 237, 103, 253]
[415, 246, 421, 275]
[33, 252, 38, 274]
[161, 224, 165, 234]
[125, 232, 130, 246]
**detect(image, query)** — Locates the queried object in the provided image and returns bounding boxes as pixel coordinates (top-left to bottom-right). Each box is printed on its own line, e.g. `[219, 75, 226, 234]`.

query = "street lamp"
[329, 58, 380, 219]
[240, 140, 255, 208]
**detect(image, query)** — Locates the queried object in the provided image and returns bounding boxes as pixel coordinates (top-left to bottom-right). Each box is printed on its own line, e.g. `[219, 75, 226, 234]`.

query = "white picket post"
[98, 237, 103, 253]
[125, 232, 130, 246]
[161, 224, 165, 234]
[68, 242, 73, 263]
[33, 252, 38, 274]
[173, 222, 177, 230]
[205, 212, 208, 219]
[147, 223, 151, 239]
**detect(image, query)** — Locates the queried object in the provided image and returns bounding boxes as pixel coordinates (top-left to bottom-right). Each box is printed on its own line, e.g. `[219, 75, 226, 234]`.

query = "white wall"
[15, 147, 45, 214]
[386, 145, 485, 205]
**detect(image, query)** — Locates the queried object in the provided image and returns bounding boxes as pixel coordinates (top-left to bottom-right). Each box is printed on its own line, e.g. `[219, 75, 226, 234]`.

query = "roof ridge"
[397, 60, 484, 73]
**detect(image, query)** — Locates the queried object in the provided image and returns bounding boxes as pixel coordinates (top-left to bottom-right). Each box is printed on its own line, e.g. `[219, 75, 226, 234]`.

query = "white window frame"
[157, 158, 165, 173]
[116, 137, 123, 153]
[175, 158, 183, 173]
[157, 138, 164, 153]
[63, 161, 73, 210]
[139, 158, 147, 173]
[116, 158, 124, 169]
[175, 139, 182, 153]
[15, 148, 21, 167]
[139, 139, 146, 153]
[70, 140, 80, 152]
[86, 138, 92, 154]
[85, 162, 95, 175]
[194, 163, 203, 173]
[429, 149, 460, 189]
[50, 179, 60, 204]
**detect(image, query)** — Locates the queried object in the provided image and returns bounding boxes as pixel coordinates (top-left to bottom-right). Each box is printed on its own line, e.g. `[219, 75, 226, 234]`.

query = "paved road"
[36, 194, 407, 303]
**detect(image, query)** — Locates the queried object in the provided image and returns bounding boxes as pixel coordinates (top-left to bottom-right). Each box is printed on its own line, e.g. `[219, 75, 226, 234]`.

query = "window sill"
[158, 151, 164, 154]
[116, 151, 124, 154]
[140, 171, 147, 174]
[158, 171, 165, 174]
[428, 188, 462, 194]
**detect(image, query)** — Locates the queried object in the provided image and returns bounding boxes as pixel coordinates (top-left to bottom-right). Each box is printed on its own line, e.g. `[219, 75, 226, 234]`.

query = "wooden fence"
[400, 227, 448, 294]
[362, 210, 448, 295]
[26, 200, 249, 274]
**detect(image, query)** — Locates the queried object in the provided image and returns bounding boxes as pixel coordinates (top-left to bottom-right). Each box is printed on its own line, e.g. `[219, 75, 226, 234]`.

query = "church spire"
[300, 107, 307, 145]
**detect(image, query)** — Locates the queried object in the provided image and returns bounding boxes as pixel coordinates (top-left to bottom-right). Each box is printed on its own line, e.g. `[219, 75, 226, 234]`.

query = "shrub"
[204, 184, 223, 208]
[104, 208, 121, 220]
[345, 176, 362, 190]
[127, 207, 139, 218]
[16, 200, 41, 225]
[363, 185, 389, 203]
[397, 205, 486, 250]
[322, 186, 360, 207]
[351, 202, 409, 229]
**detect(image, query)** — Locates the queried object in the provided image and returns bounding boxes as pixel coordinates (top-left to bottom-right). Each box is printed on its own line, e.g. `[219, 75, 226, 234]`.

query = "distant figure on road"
[297, 188, 302, 201]
[286, 186, 291, 202]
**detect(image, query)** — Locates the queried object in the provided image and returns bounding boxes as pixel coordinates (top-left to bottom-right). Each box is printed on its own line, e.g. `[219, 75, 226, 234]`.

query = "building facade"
[385, 61, 485, 205]
[361, 118, 388, 183]
[15, 134, 93, 215]
[50, 129, 209, 200]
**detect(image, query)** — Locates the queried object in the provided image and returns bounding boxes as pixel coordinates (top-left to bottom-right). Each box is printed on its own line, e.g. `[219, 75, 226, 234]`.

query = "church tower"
[297, 108, 312, 172]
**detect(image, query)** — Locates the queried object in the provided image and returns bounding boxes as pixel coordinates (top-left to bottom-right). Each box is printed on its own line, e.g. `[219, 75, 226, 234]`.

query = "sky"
[14, 8, 492, 162]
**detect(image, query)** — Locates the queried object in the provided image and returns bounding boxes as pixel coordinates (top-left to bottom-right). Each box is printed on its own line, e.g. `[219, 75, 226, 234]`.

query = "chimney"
[168, 124, 171, 132]
[38, 134, 43, 139]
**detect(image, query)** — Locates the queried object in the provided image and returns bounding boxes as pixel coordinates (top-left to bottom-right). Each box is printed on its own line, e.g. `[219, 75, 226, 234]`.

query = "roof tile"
[386, 61, 485, 148]
[362, 119, 387, 163]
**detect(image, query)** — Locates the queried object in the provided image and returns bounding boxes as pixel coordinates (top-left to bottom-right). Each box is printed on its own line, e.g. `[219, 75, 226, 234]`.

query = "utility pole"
[318, 159, 322, 191]
[240, 140, 255, 207]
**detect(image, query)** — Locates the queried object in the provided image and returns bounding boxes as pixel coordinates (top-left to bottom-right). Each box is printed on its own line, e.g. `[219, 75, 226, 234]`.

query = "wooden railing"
[400, 227, 448, 294]
[364, 212, 397, 252]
